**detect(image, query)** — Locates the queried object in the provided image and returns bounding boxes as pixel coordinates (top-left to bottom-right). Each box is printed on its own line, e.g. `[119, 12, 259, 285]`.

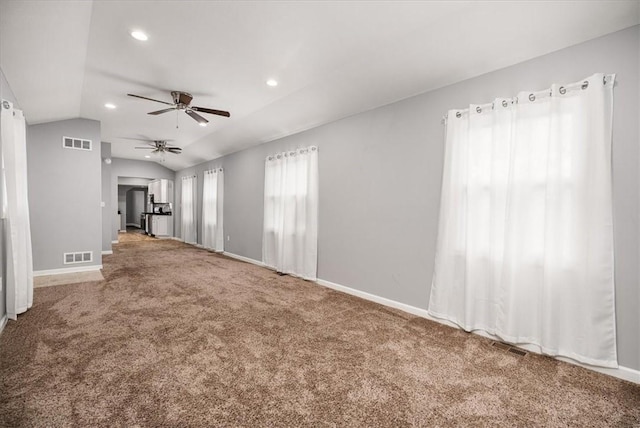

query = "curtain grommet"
[582, 81, 589, 90]
[476, 106, 482, 113]
[603, 75, 607, 85]
[455, 112, 461, 118]
[2, 101, 9, 109]
[502, 100, 508, 108]
[559, 86, 566, 95]
[529, 94, 535, 102]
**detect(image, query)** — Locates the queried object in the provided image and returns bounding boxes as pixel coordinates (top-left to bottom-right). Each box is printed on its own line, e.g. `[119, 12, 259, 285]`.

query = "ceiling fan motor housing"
[171, 91, 193, 109]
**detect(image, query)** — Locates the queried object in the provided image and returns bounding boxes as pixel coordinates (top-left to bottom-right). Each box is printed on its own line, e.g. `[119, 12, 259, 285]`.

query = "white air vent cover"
[63, 251, 93, 264]
[62, 136, 92, 151]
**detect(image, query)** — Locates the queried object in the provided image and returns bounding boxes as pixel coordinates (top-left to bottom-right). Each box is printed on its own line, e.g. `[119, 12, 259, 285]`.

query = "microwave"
[153, 203, 172, 214]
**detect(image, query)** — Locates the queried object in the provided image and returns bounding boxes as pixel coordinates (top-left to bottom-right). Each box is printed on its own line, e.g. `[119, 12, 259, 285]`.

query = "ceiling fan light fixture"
[130, 30, 148, 41]
[266, 79, 278, 87]
[144, 155, 151, 158]
[104, 103, 116, 109]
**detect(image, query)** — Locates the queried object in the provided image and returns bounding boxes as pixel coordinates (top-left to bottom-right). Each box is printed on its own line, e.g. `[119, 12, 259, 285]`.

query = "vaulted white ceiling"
[1, 1, 638, 171]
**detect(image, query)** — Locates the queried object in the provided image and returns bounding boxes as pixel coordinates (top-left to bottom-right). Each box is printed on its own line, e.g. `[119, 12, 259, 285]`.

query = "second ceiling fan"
[127, 138, 182, 154]
[128, 91, 230, 126]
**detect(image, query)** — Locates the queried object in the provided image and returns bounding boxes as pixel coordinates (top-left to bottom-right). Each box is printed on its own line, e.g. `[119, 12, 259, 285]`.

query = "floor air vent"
[491, 341, 511, 351]
[508, 348, 528, 357]
[491, 341, 527, 357]
[63, 251, 93, 264]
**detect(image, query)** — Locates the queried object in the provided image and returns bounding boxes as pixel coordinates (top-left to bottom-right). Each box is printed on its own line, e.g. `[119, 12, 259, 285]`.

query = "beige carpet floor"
[1, 239, 639, 427]
[118, 230, 156, 242]
[34, 270, 105, 288]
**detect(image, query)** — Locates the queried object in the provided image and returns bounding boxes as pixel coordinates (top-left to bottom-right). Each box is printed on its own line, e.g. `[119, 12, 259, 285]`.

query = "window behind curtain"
[181, 175, 197, 244]
[202, 168, 224, 251]
[429, 74, 617, 368]
[262, 147, 318, 280]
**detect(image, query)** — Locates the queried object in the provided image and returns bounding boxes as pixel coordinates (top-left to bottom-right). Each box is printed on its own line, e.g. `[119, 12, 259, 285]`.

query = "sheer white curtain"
[1, 100, 33, 320]
[181, 175, 197, 244]
[202, 168, 224, 252]
[429, 74, 617, 368]
[263, 146, 318, 280]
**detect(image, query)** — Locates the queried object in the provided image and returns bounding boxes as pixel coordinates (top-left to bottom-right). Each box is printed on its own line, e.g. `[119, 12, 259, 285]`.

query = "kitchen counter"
[146, 213, 173, 237]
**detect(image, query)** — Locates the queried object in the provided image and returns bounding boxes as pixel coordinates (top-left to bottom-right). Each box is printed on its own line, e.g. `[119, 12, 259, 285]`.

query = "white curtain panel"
[202, 168, 224, 252]
[263, 146, 318, 280]
[181, 175, 197, 244]
[1, 100, 33, 320]
[429, 74, 617, 368]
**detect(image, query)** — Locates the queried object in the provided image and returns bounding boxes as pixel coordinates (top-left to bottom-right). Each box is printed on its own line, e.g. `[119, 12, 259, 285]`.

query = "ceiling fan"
[129, 138, 182, 154]
[127, 91, 231, 126]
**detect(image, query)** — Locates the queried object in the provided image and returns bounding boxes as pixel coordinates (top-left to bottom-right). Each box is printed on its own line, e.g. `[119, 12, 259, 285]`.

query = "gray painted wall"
[110, 158, 175, 241]
[27, 118, 102, 271]
[175, 26, 640, 370]
[101, 143, 112, 252]
[117, 185, 134, 230]
[118, 177, 152, 186]
[125, 189, 146, 226]
[0, 67, 19, 322]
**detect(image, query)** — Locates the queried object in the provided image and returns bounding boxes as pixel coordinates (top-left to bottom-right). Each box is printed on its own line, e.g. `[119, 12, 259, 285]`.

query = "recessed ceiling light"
[130, 30, 148, 41]
[104, 103, 116, 109]
[144, 155, 151, 159]
[266, 79, 278, 87]
[199, 122, 207, 127]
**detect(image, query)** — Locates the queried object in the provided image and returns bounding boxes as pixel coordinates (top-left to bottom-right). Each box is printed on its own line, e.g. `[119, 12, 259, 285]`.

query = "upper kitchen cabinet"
[149, 179, 174, 203]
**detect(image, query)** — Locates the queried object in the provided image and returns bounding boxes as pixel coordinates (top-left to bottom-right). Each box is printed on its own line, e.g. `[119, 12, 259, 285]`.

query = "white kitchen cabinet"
[149, 181, 159, 201]
[149, 215, 172, 237]
[148, 179, 173, 203]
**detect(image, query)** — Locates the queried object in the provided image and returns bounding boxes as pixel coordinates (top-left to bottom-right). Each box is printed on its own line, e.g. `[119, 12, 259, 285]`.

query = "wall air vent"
[62, 136, 92, 151]
[63, 251, 93, 265]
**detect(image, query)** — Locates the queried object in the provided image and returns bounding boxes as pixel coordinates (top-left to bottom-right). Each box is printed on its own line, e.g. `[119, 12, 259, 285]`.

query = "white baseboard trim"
[190, 243, 225, 253]
[0, 314, 7, 335]
[34, 264, 103, 277]
[126, 223, 141, 228]
[315, 277, 640, 385]
[222, 251, 265, 267]
[101, 250, 113, 255]
[316, 278, 431, 318]
[555, 356, 640, 384]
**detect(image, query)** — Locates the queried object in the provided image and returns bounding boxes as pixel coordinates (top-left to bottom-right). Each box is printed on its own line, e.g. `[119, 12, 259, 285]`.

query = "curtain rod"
[441, 74, 614, 125]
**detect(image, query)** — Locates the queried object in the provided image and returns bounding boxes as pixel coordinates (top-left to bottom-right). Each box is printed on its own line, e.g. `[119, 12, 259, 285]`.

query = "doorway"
[117, 185, 148, 233]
